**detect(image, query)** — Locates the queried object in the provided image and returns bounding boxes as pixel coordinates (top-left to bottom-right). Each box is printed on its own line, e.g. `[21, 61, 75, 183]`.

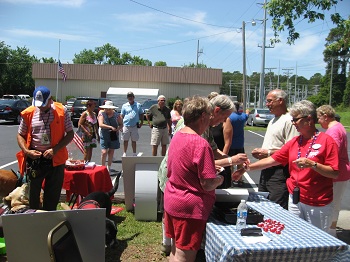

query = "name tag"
[41, 133, 50, 145]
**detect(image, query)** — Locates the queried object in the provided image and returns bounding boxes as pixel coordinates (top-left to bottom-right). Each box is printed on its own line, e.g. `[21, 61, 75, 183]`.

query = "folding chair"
[47, 220, 83, 262]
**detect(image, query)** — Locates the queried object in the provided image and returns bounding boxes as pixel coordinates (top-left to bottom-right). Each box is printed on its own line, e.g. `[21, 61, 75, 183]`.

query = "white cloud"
[273, 33, 323, 62]
[0, 0, 84, 7]
[5, 28, 92, 42]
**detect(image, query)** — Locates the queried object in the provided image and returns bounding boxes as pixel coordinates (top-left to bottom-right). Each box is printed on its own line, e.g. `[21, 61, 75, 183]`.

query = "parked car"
[0, 99, 31, 124]
[2, 94, 20, 100]
[18, 94, 31, 100]
[64, 98, 76, 112]
[247, 108, 274, 127]
[141, 99, 158, 120]
[70, 97, 106, 127]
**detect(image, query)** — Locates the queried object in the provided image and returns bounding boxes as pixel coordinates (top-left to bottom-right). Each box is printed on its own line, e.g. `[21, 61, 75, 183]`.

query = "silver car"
[247, 108, 274, 127]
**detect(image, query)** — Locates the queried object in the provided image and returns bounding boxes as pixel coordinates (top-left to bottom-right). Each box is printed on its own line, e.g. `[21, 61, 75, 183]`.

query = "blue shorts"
[100, 135, 120, 150]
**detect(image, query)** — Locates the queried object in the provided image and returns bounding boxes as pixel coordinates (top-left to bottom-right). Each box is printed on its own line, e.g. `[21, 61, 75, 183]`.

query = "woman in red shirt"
[234, 100, 339, 233]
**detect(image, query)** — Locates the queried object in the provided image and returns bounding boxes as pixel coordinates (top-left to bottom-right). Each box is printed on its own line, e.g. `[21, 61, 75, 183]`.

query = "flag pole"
[56, 39, 61, 101]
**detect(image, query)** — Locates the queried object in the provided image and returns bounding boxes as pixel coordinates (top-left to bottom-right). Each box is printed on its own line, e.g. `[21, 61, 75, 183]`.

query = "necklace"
[297, 130, 319, 159]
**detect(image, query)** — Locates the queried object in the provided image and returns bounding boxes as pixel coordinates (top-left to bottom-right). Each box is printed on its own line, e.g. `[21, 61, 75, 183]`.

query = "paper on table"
[85, 162, 96, 169]
[242, 235, 271, 244]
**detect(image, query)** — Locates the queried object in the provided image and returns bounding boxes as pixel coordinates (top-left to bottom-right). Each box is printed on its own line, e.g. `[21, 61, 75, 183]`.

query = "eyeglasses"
[265, 98, 279, 104]
[159, 100, 165, 102]
[291, 116, 308, 123]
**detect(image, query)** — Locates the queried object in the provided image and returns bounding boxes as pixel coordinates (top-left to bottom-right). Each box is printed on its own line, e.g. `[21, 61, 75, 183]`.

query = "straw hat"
[99, 100, 118, 109]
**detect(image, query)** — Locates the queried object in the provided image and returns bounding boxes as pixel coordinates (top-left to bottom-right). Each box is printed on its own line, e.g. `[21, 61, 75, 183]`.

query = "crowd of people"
[15, 85, 349, 261]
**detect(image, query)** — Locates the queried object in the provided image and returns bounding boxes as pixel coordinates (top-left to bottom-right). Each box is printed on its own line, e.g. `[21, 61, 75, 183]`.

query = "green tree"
[73, 43, 152, 66]
[73, 49, 97, 64]
[41, 57, 56, 63]
[0, 43, 37, 96]
[0, 41, 11, 95]
[320, 17, 350, 107]
[221, 71, 243, 99]
[182, 62, 207, 68]
[95, 43, 121, 64]
[154, 61, 167, 66]
[267, 0, 341, 44]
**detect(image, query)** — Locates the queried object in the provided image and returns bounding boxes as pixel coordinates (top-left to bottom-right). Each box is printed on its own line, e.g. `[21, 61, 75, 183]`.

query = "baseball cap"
[127, 91, 134, 97]
[32, 86, 52, 107]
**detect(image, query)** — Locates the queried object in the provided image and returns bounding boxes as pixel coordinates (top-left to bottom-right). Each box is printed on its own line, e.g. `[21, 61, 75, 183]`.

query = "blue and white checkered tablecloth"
[204, 193, 350, 262]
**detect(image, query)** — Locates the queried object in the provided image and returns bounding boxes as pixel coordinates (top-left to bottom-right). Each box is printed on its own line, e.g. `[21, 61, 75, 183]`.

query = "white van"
[18, 94, 31, 100]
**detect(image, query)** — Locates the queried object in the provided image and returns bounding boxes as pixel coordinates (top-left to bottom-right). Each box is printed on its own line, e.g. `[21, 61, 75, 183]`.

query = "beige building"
[32, 63, 222, 102]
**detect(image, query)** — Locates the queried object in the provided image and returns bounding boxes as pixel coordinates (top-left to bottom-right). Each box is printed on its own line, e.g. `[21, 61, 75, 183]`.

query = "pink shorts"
[164, 211, 206, 250]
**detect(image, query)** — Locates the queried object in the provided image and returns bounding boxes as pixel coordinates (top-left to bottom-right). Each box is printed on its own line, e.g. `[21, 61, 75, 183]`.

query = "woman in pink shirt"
[317, 105, 350, 237]
[164, 96, 224, 262]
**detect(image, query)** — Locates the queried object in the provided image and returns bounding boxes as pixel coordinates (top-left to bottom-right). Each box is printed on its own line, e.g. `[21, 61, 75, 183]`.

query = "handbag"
[104, 112, 119, 141]
[110, 131, 118, 141]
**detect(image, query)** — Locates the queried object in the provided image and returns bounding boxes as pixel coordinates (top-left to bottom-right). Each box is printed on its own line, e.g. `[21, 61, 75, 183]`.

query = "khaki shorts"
[150, 127, 169, 146]
[121, 125, 139, 141]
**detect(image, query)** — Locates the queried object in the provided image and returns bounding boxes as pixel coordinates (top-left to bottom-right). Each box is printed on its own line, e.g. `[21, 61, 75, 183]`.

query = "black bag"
[110, 131, 118, 141]
[27, 156, 53, 179]
[104, 112, 119, 141]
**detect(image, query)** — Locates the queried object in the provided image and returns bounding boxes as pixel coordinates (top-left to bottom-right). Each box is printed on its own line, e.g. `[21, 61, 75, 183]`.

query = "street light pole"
[258, 0, 267, 108]
[242, 21, 247, 111]
[242, 20, 256, 111]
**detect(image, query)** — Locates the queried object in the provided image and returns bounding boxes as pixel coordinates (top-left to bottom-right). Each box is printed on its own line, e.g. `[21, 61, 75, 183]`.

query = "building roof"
[32, 63, 222, 85]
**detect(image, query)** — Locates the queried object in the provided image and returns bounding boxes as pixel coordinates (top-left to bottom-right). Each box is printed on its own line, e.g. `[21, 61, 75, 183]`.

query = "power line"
[129, 0, 239, 29]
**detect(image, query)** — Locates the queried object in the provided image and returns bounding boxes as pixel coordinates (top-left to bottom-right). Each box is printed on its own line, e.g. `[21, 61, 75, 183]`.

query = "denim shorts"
[100, 134, 120, 150]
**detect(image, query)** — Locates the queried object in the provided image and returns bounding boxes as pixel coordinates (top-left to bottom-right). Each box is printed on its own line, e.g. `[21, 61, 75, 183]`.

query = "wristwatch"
[312, 162, 317, 169]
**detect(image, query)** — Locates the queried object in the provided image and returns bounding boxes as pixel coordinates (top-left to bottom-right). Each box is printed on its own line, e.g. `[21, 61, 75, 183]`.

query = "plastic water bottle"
[236, 199, 248, 232]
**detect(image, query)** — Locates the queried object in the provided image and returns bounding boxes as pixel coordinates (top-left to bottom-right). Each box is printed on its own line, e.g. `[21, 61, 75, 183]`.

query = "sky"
[1, 0, 349, 80]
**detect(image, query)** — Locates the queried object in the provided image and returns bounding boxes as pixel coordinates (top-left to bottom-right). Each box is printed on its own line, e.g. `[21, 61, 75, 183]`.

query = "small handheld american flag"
[73, 132, 85, 154]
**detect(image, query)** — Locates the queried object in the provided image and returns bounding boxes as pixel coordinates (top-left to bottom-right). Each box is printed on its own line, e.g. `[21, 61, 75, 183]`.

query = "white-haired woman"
[234, 100, 339, 233]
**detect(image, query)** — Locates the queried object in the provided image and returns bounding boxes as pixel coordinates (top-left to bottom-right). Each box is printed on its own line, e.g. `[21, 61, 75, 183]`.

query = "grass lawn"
[106, 203, 167, 261]
[337, 111, 350, 131]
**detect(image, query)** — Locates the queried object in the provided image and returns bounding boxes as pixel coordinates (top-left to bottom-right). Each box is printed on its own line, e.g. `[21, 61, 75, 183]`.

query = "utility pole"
[258, 0, 274, 108]
[277, 60, 280, 89]
[229, 80, 233, 97]
[329, 57, 334, 106]
[242, 20, 256, 111]
[265, 67, 276, 92]
[282, 68, 293, 106]
[294, 62, 298, 103]
[196, 40, 203, 67]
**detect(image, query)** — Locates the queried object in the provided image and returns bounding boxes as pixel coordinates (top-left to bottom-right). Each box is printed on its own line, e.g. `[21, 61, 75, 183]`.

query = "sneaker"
[122, 153, 127, 157]
[132, 153, 137, 156]
[160, 244, 171, 255]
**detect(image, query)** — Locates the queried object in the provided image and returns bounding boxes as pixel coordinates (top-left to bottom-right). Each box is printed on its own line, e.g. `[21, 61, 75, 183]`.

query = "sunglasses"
[291, 116, 308, 123]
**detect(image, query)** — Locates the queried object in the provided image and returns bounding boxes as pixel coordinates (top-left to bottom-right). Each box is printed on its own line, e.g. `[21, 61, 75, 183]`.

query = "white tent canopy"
[107, 87, 159, 97]
[106, 87, 159, 109]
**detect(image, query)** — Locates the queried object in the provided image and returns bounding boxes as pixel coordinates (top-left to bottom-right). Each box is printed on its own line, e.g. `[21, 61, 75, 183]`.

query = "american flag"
[73, 132, 85, 154]
[58, 60, 67, 81]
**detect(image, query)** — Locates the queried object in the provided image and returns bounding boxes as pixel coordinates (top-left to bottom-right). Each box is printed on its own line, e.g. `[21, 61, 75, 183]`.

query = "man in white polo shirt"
[251, 89, 299, 209]
[120, 92, 144, 157]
